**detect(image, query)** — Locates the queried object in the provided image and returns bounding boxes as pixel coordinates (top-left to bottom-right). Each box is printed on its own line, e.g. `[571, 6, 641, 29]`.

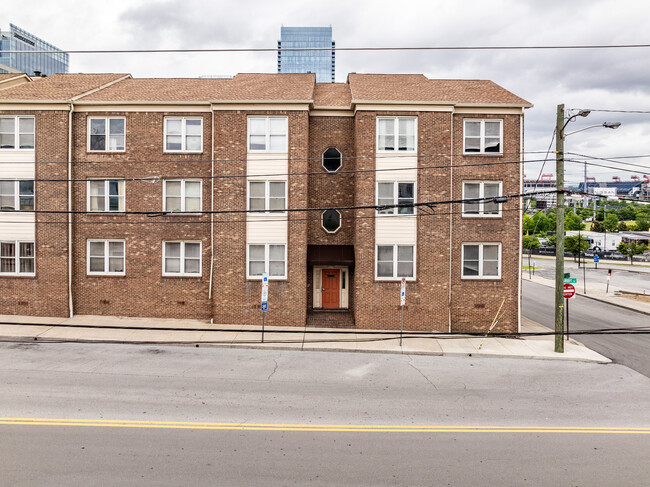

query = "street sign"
[261, 273, 269, 313]
[594, 255, 599, 263]
[563, 283, 576, 299]
[564, 272, 571, 279]
[563, 278, 577, 284]
[400, 277, 406, 306]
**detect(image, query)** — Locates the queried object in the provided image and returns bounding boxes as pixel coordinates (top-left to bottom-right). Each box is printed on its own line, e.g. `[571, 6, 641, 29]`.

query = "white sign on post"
[400, 277, 406, 306]
[261, 273, 269, 312]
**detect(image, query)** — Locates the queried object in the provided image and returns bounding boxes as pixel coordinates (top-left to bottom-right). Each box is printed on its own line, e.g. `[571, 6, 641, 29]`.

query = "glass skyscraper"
[0, 24, 68, 76]
[277, 27, 335, 83]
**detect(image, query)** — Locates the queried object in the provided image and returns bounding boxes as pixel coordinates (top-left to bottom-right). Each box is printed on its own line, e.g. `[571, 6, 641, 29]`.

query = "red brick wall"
[0, 110, 70, 317]
[70, 111, 212, 319]
[449, 113, 522, 333]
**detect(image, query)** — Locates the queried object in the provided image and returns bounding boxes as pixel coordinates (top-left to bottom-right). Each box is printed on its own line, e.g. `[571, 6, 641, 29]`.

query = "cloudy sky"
[5, 0, 650, 184]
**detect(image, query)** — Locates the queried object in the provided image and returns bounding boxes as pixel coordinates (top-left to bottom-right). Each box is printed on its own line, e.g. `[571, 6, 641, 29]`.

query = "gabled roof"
[212, 73, 315, 102]
[313, 83, 352, 108]
[0, 73, 130, 101]
[347, 73, 532, 107]
[0, 73, 32, 90]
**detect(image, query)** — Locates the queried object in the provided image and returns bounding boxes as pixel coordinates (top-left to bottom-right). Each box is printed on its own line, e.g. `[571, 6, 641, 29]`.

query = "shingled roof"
[0, 72, 531, 108]
[348, 73, 531, 106]
[0, 73, 130, 101]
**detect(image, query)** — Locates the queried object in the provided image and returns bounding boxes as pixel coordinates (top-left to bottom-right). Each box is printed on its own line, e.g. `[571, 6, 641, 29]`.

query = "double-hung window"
[0, 241, 35, 275]
[0, 116, 34, 150]
[248, 117, 288, 152]
[376, 245, 415, 280]
[87, 180, 125, 212]
[247, 244, 286, 279]
[164, 118, 203, 152]
[163, 241, 201, 276]
[88, 117, 125, 151]
[248, 180, 286, 213]
[377, 117, 416, 152]
[377, 181, 415, 215]
[462, 243, 501, 279]
[462, 181, 502, 217]
[464, 120, 502, 154]
[163, 179, 202, 213]
[87, 240, 125, 275]
[0, 180, 34, 211]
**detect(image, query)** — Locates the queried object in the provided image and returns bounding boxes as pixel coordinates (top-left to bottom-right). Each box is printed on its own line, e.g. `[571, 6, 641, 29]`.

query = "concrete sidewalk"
[0, 313, 609, 364]
[525, 273, 650, 315]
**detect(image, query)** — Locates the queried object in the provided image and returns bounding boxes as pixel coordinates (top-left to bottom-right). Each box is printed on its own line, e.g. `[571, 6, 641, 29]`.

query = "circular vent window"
[322, 147, 342, 173]
[322, 209, 341, 233]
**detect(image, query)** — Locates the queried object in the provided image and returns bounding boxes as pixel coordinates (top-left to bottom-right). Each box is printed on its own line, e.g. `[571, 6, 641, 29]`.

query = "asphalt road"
[1, 342, 649, 486]
[522, 279, 650, 377]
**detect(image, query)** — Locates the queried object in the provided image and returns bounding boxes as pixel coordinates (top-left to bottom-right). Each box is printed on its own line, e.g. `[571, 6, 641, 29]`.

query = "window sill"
[462, 152, 504, 157]
[86, 273, 126, 277]
[375, 213, 417, 218]
[461, 214, 502, 219]
[87, 150, 126, 154]
[247, 150, 289, 154]
[162, 273, 203, 278]
[375, 277, 416, 282]
[87, 211, 126, 214]
[461, 276, 502, 280]
[246, 276, 287, 281]
[376, 150, 417, 154]
[0, 273, 36, 278]
[163, 150, 204, 154]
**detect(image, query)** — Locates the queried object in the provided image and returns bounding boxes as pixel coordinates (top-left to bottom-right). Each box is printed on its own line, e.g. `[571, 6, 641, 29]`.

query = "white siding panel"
[0, 212, 35, 240]
[375, 155, 417, 180]
[375, 217, 417, 244]
[247, 217, 287, 244]
[247, 153, 288, 177]
[0, 150, 36, 179]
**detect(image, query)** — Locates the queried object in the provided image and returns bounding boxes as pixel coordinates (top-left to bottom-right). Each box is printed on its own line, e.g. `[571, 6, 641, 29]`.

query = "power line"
[4, 43, 650, 55]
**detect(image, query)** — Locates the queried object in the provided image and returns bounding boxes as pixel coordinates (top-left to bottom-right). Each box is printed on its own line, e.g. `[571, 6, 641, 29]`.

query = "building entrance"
[321, 269, 340, 308]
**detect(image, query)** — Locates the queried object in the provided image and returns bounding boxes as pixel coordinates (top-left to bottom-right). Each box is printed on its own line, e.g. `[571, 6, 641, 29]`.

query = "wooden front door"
[321, 269, 340, 308]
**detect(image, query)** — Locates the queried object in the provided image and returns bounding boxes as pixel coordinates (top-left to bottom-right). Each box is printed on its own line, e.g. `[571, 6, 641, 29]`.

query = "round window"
[322, 147, 342, 173]
[322, 209, 341, 233]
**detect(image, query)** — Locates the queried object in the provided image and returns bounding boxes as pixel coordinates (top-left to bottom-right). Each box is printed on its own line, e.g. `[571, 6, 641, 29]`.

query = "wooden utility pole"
[555, 104, 565, 353]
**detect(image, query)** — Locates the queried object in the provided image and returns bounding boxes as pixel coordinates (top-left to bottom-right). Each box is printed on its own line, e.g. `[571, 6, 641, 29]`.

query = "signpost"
[606, 269, 611, 294]
[261, 273, 268, 343]
[563, 283, 576, 340]
[594, 255, 599, 269]
[399, 278, 406, 346]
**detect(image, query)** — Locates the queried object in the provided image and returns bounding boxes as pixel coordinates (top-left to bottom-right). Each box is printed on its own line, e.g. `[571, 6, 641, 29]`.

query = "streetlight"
[554, 105, 620, 353]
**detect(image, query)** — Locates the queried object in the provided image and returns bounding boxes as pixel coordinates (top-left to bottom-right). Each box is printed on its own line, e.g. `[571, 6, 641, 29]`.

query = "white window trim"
[247, 180, 287, 215]
[162, 179, 203, 214]
[86, 239, 126, 276]
[247, 116, 288, 153]
[246, 243, 287, 280]
[0, 179, 34, 211]
[461, 242, 502, 280]
[376, 181, 417, 216]
[463, 119, 503, 155]
[162, 241, 202, 277]
[0, 116, 35, 151]
[321, 209, 342, 234]
[322, 147, 343, 173]
[0, 240, 35, 276]
[462, 181, 503, 218]
[376, 116, 417, 153]
[163, 117, 204, 153]
[374, 244, 416, 281]
[86, 179, 125, 213]
[87, 117, 126, 152]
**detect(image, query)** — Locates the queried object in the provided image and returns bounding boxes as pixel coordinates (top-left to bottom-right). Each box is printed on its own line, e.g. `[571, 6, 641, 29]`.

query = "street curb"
[0, 334, 609, 364]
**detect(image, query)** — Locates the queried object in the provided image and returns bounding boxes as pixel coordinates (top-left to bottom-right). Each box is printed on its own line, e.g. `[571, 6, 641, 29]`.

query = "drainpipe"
[68, 102, 74, 317]
[517, 112, 524, 333]
[448, 112, 454, 333]
[208, 109, 215, 323]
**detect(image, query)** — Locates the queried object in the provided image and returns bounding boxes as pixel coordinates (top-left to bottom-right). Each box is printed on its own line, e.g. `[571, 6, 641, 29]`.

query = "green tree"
[604, 213, 620, 232]
[529, 211, 549, 234]
[565, 211, 585, 231]
[591, 220, 605, 233]
[545, 235, 557, 247]
[618, 221, 628, 232]
[522, 235, 541, 250]
[565, 235, 590, 261]
[619, 204, 636, 221]
[617, 241, 649, 265]
[635, 217, 650, 231]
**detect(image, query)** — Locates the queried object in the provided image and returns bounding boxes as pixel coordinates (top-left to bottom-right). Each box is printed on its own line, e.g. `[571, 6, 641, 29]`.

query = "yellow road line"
[0, 418, 648, 434]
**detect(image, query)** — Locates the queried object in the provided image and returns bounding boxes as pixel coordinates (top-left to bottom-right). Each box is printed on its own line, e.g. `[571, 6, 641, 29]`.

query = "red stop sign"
[563, 283, 576, 299]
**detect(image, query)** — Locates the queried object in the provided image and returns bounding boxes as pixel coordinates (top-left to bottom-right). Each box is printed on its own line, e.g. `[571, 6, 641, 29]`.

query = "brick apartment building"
[0, 72, 531, 333]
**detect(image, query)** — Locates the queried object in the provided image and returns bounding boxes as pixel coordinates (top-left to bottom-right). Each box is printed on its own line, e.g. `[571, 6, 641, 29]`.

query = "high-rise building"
[0, 24, 68, 76]
[277, 26, 335, 82]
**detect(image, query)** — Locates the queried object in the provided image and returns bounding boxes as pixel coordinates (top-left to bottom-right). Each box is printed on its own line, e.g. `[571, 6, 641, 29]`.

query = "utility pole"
[555, 104, 565, 353]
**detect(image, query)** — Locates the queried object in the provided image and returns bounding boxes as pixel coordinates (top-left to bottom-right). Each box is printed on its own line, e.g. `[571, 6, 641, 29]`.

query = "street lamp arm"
[565, 122, 622, 137]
